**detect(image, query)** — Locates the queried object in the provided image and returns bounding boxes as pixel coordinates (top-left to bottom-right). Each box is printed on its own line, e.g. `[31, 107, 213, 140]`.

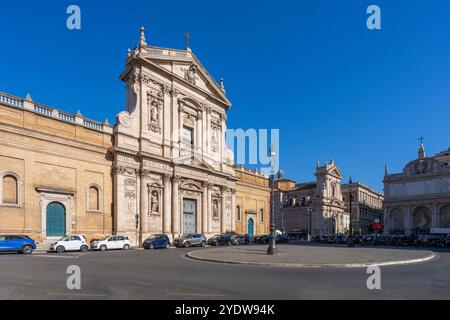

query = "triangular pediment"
[328, 166, 343, 179]
[139, 46, 231, 107]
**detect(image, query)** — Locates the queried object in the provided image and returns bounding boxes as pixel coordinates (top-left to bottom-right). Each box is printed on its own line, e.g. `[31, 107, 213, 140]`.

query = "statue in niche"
[151, 191, 159, 213]
[213, 199, 219, 219]
[150, 101, 159, 124]
[211, 127, 219, 152]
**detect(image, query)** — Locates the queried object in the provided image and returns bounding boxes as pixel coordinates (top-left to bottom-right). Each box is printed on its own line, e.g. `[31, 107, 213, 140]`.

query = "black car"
[255, 234, 270, 244]
[231, 234, 250, 245]
[207, 234, 232, 246]
[277, 234, 289, 243]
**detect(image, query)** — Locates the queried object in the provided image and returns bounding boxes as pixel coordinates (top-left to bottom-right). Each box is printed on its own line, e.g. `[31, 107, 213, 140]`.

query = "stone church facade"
[0, 28, 269, 244]
[384, 143, 450, 235]
[274, 161, 348, 236]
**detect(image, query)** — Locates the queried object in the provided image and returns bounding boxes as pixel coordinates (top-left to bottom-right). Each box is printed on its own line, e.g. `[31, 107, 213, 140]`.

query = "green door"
[46, 202, 66, 237]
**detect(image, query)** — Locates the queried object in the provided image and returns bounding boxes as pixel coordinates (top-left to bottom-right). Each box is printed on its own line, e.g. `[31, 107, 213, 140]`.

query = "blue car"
[143, 234, 171, 249]
[0, 235, 36, 254]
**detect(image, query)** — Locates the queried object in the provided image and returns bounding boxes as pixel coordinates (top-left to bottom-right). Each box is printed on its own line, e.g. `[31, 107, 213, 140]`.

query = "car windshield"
[147, 235, 159, 240]
[59, 236, 68, 241]
[182, 233, 193, 238]
[99, 236, 111, 241]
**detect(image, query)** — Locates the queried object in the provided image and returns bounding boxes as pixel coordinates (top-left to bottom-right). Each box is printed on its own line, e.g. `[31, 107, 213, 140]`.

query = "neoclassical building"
[274, 161, 348, 236]
[341, 182, 384, 233]
[384, 143, 450, 235]
[0, 27, 270, 244]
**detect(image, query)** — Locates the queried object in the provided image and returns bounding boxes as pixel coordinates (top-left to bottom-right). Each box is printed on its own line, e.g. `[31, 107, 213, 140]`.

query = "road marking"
[47, 293, 107, 297]
[30, 254, 80, 259]
[166, 292, 225, 297]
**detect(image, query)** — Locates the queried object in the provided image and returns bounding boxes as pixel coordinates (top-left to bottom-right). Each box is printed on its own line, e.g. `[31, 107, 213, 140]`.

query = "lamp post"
[347, 177, 354, 247]
[306, 195, 313, 241]
[135, 213, 140, 248]
[267, 146, 278, 255]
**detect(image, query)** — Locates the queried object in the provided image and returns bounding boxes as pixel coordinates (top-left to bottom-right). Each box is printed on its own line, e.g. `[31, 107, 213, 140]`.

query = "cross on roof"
[185, 32, 191, 49]
[419, 136, 425, 145]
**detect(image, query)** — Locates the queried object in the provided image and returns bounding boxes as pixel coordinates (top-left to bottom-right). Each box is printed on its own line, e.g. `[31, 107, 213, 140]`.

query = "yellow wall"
[234, 169, 270, 235]
[0, 104, 113, 242]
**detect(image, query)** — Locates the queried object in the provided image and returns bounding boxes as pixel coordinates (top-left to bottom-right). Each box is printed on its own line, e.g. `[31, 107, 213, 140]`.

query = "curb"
[185, 251, 437, 269]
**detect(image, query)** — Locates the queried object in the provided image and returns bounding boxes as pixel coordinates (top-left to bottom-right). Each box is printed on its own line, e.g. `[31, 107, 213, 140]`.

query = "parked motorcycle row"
[313, 233, 450, 248]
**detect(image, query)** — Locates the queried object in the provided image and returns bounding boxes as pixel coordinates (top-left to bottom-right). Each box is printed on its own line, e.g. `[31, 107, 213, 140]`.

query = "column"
[140, 174, 148, 237]
[383, 207, 389, 234]
[231, 189, 236, 232]
[172, 176, 180, 235]
[207, 185, 213, 233]
[432, 203, 439, 228]
[221, 187, 227, 233]
[404, 206, 412, 235]
[163, 175, 172, 234]
[202, 182, 209, 234]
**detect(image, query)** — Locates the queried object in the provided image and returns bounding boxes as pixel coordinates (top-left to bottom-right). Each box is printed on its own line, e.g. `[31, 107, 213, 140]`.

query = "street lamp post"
[267, 146, 278, 255]
[306, 195, 312, 241]
[347, 177, 354, 247]
[135, 213, 140, 248]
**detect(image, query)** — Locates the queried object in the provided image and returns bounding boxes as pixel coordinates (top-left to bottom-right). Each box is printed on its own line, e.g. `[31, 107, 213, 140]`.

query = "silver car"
[174, 233, 207, 248]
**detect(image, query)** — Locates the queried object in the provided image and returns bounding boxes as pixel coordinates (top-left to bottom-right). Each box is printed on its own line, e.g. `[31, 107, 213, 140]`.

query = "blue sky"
[1, 0, 450, 192]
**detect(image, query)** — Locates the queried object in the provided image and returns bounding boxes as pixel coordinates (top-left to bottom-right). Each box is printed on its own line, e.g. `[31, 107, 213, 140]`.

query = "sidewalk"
[186, 245, 437, 268]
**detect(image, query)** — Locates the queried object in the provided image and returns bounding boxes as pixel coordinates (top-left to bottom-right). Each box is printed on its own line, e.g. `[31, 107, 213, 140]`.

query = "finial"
[316, 161, 320, 168]
[185, 32, 191, 51]
[385, 164, 389, 176]
[127, 48, 132, 57]
[220, 77, 226, 94]
[139, 26, 147, 47]
[104, 119, 110, 126]
[418, 136, 426, 159]
[76, 110, 82, 117]
[25, 93, 33, 102]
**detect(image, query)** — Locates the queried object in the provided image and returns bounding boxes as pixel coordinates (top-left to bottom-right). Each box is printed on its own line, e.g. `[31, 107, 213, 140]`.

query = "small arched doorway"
[46, 202, 66, 237]
[247, 218, 254, 236]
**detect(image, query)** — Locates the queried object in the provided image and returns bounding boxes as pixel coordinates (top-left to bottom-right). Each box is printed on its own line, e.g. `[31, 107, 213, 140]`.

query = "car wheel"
[21, 245, 33, 255]
[56, 246, 65, 254]
[184, 242, 190, 248]
[123, 244, 130, 250]
[166, 243, 171, 249]
[80, 245, 89, 252]
[227, 241, 232, 246]
[149, 244, 155, 250]
[100, 245, 107, 252]
[201, 241, 206, 247]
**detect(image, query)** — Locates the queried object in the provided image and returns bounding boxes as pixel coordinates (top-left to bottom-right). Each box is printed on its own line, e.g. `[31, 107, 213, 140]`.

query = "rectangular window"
[182, 126, 194, 146]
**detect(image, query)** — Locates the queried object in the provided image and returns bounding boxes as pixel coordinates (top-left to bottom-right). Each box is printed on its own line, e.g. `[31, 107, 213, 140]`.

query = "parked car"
[0, 235, 36, 254]
[91, 235, 130, 251]
[207, 234, 232, 246]
[49, 234, 89, 253]
[255, 234, 270, 244]
[174, 233, 206, 248]
[231, 234, 250, 245]
[143, 234, 171, 249]
[277, 234, 289, 243]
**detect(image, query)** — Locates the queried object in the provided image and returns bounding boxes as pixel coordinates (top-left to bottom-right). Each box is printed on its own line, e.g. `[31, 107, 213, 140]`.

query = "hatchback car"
[49, 234, 89, 253]
[0, 235, 36, 254]
[91, 235, 130, 251]
[207, 234, 232, 246]
[143, 234, 171, 249]
[174, 233, 206, 248]
[231, 234, 250, 245]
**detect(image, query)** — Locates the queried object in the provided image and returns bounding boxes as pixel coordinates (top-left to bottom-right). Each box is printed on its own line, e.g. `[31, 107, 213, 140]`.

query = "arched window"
[3, 175, 18, 204]
[260, 209, 264, 223]
[88, 185, 100, 211]
[236, 206, 241, 221]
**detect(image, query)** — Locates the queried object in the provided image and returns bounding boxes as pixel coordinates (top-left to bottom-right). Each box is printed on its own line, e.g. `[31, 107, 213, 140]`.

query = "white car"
[49, 235, 89, 253]
[90, 235, 130, 251]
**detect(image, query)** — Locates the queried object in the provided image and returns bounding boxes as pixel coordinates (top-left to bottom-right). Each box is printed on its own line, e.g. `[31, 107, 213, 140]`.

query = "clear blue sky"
[1, 0, 450, 192]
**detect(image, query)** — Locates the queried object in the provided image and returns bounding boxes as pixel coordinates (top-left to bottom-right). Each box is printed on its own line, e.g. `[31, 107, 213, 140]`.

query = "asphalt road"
[0, 244, 449, 300]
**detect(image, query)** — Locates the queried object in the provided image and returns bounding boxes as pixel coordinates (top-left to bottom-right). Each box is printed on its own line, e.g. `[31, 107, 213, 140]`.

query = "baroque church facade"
[274, 161, 348, 236]
[0, 28, 270, 244]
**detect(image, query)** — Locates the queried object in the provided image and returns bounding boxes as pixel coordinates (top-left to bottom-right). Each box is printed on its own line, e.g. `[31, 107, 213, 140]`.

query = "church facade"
[0, 28, 270, 244]
[274, 161, 348, 236]
[384, 143, 450, 235]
